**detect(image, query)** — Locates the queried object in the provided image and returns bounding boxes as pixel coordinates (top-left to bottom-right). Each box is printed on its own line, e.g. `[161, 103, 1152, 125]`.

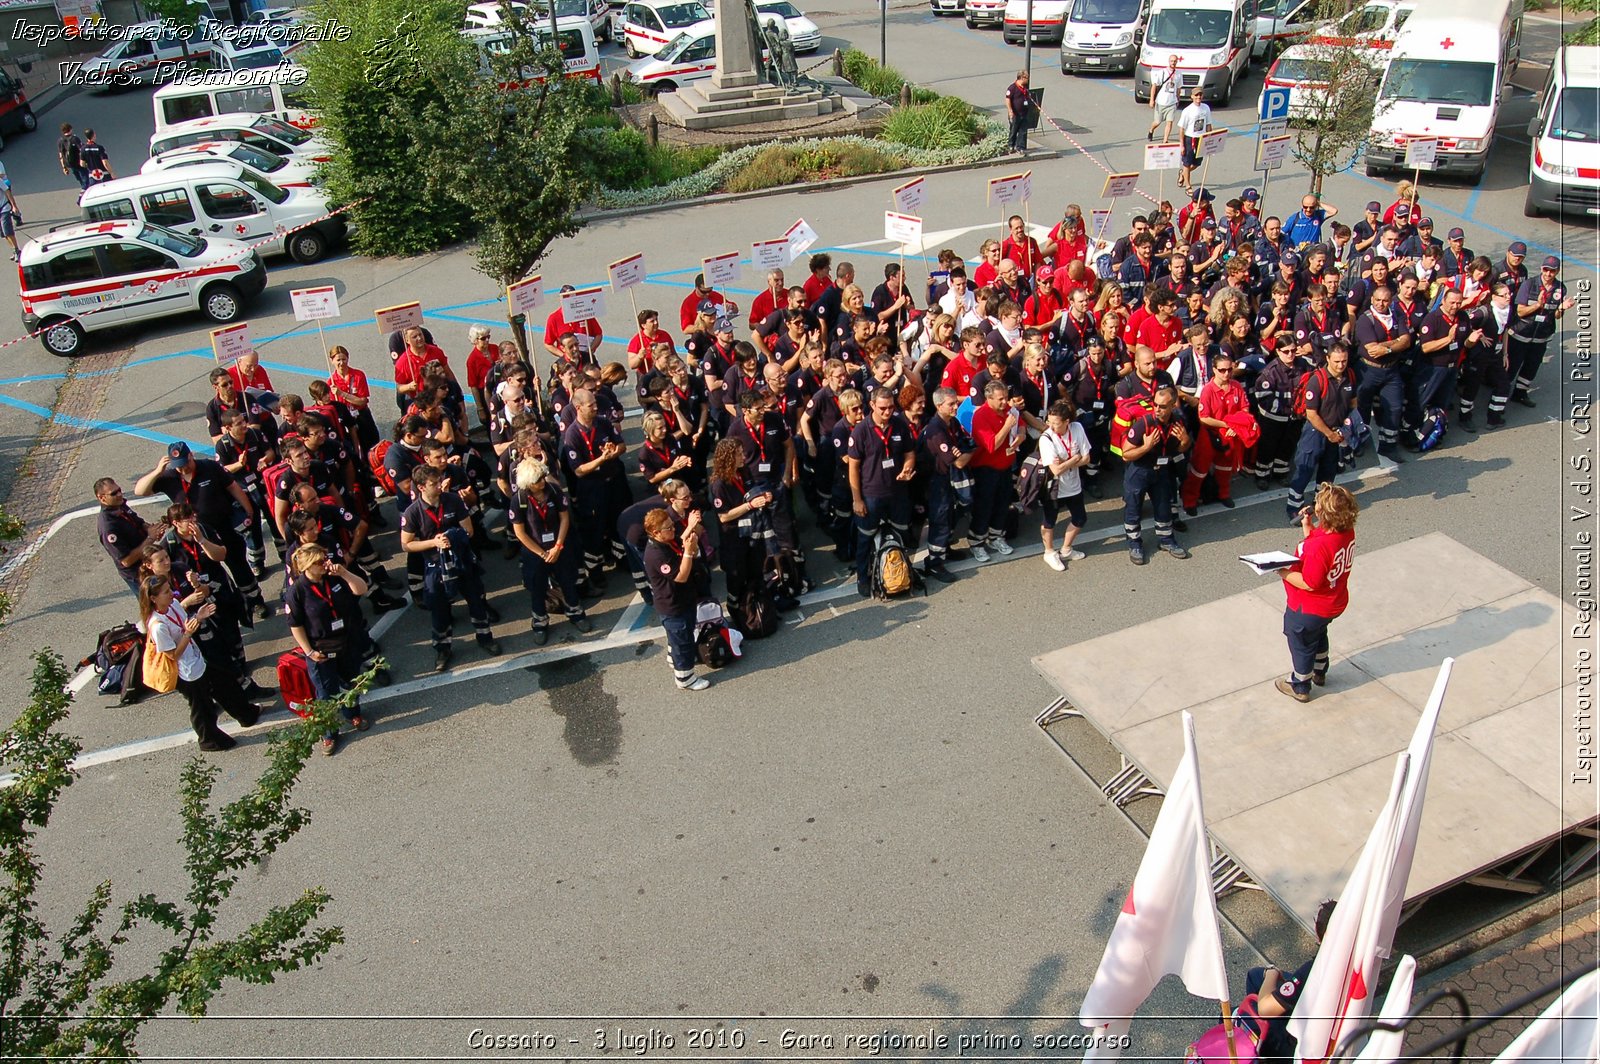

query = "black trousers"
[177, 667, 257, 744]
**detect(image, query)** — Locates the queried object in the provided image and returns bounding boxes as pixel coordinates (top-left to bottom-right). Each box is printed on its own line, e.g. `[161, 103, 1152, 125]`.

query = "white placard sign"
[987, 170, 1032, 206]
[752, 238, 789, 270]
[1200, 128, 1229, 158]
[374, 301, 423, 336]
[1102, 172, 1140, 199]
[1405, 137, 1438, 170]
[785, 218, 819, 262]
[1256, 134, 1292, 171]
[892, 176, 926, 214]
[884, 210, 923, 248]
[561, 284, 606, 323]
[507, 275, 542, 318]
[1089, 209, 1113, 243]
[1144, 143, 1183, 170]
[608, 253, 647, 291]
[702, 251, 741, 287]
[210, 321, 251, 365]
[290, 285, 339, 322]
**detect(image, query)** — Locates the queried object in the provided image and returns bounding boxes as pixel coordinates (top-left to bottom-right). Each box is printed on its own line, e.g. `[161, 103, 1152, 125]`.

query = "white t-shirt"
[149, 603, 206, 682]
[1038, 423, 1091, 498]
[1153, 67, 1180, 107]
[1179, 102, 1211, 139]
[939, 288, 977, 320]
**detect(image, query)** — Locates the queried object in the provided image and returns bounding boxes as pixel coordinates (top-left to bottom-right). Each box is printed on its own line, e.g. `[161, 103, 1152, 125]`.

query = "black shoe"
[1401, 436, 1422, 451]
[503, 538, 521, 560]
[241, 679, 272, 701]
[198, 732, 237, 752]
[945, 546, 972, 561]
[373, 668, 392, 688]
[1219, 497, 1235, 509]
[1312, 670, 1326, 687]
[432, 646, 453, 673]
[232, 704, 262, 728]
[257, 602, 275, 621]
[1087, 480, 1103, 499]
[484, 603, 502, 624]
[1457, 416, 1477, 433]
[1514, 392, 1536, 408]
[371, 567, 399, 589]
[1487, 415, 1505, 430]
[531, 623, 549, 646]
[1183, 505, 1199, 517]
[410, 593, 428, 610]
[1255, 475, 1270, 490]
[857, 584, 871, 599]
[477, 635, 502, 656]
[1172, 517, 1189, 533]
[922, 562, 955, 583]
[570, 614, 594, 633]
[372, 594, 406, 613]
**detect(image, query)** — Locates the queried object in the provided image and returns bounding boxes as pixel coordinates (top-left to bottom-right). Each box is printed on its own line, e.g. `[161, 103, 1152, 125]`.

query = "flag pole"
[1219, 1000, 1240, 1064]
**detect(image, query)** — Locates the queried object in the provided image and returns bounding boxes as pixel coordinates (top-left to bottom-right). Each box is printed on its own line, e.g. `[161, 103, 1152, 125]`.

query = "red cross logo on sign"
[1439, 36, 1455, 48]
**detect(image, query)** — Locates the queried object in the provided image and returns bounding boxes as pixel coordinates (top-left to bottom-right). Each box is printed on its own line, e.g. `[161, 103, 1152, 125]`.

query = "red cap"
[1035, 266, 1053, 282]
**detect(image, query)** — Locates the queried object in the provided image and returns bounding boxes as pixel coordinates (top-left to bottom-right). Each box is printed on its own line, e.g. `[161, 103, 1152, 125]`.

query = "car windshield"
[1145, 8, 1230, 47]
[228, 143, 286, 172]
[252, 114, 310, 144]
[657, 1, 710, 24]
[231, 46, 287, 69]
[139, 224, 206, 257]
[1273, 55, 1332, 82]
[1380, 59, 1494, 106]
[1069, 0, 1141, 24]
[660, 30, 693, 56]
[757, 1, 800, 16]
[539, 0, 588, 17]
[235, 169, 291, 205]
[1550, 85, 1600, 142]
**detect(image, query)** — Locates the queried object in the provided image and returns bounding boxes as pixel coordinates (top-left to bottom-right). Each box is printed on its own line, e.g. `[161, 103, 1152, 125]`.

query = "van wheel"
[1218, 73, 1233, 106]
[1364, 161, 1382, 177]
[651, 79, 676, 95]
[289, 228, 328, 264]
[625, 38, 639, 57]
[1523, 186, 1541, 218]
[40, 317, 84, 357]
[19, 109, 35, 133]
[201, 282, 245, 323]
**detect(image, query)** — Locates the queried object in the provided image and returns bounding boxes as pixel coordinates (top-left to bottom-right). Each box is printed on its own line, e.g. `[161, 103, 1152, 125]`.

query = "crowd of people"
[92, 180, 1576, 740]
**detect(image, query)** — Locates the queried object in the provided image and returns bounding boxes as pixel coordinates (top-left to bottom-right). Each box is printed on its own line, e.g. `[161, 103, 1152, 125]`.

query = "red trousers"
[1182, 429, 1244, 508]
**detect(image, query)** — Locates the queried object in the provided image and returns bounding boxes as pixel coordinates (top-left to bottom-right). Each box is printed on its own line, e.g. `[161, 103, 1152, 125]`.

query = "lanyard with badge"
[308, 578, 343, 632]
[527, 491, 557, 547]
[873, 424, 896, 470]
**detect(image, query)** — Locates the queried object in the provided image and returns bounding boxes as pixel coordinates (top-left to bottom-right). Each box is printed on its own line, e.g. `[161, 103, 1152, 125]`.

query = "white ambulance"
[1132, 0, 1256, 105]
[1525, 43, 1600, 218]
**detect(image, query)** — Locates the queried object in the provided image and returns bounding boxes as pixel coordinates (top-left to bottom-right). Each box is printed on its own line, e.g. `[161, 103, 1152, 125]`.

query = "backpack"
[1417, 406, 1447, 452]
[696, 623, 735, 667]
[58, 132, 80, 168]
[79, 622, 145, 705]
[276, 650, 316, 718]
[871, 529, 920, 599]
[1292, 368, 1329, 419]
[762, 549, 806, 609]
[369, 440, 397, 497]
[1013, 452, 1048, 512]
[1185, 995, 1263, 1064]
[261, 457, 292, 503]
[730, 587, 780, 639]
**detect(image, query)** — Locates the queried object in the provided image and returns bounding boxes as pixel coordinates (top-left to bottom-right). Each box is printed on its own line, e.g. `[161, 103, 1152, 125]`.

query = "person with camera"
[643, 507, 712, 692]
[96, 477, 167, 595]
[400, 465, 502, 673]
[1276, 484, 1359, 703]
[139, 574, 261, 752]
[286, 544, 374, 756]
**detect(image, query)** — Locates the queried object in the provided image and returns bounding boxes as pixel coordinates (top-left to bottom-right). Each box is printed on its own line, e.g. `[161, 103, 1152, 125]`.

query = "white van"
[1059, 0, 1147, 73]
[1526, 44, 1600, 218]
[620, 21, 717, 93]
[79, 164, 344, 264]
[211, 36, 295, 71]
[149, 113, 333, 162]
[143, 141, 321, 189]
[1133, 0, 1256, 105]
[1364, 0, 1522, 183]
[1005, 0, 1071, 44]
[74, 19, 217, 91]
[152, 69, 315, 134]
[19, 220, 266, 357]
[463, 19, 602, 85]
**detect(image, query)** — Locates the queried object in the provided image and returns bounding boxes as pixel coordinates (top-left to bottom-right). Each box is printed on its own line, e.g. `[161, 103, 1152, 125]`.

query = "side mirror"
[1526, 116, 1540, 138]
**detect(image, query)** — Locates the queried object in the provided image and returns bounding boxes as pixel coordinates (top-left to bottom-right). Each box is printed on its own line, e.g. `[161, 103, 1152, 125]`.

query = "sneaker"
[970, 544, 992, 563]
[922, 562, 955, 583]
[993, 539, 1014, 556]
[676, 675, 712, 691]
[1064, 548, 1086, 561]
[1275, 677, 1311, 703]
[1087, 480, 1103, 499]
[1128, 542, 1147, 566]
[250, 562, 267, 581]
[570, 614, 594, 634]
[531, 623, 549, 646]
[432, 646, 453, 673]
[477, 636, 502, 656]
[1158, 540, 1190, 560]
[1312, 670, 1327, 687]
[321, 736, 339, 756]
[1514, 392, 1536, 408]
[352, 715, 371, 732]
[1183, 505, 1199, 517]
[1044, 550, 1066, 572]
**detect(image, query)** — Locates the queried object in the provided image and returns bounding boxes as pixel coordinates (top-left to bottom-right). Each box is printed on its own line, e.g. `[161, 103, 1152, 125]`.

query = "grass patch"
[1566, 15, 1599, 41]
[723, 141, 904, 193]
[880, 95, 979, 150]
[840, 49, 939, 103]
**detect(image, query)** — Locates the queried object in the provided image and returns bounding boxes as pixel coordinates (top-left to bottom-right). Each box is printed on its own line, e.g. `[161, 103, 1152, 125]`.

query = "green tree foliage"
[300, 0, 476, 254]
[0, 501, 21, 624]
[1286, 1, 1391, 194]
[137, 0, 205, 60]
[0, 651, 375, 1059]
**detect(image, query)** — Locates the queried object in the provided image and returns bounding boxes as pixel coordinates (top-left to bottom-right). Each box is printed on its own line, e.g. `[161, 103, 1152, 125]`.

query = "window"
[1068, 0, 1140, 22]
[139, 189, 196, 227]
[103, 242, 176, 275]
[46, 247, 103, 285]
[237, 130, 290, 156]
[216, 85, 277, 115]
[680, 34, 714, 60]
[162, 95, 214, 125]
[252, 115, 310, 144]
[1550, 86, 1600, 142]
[1145, 9, 1229, 47]
[235, 169, 290, 205]
[84, 198, 137, 223]
[1380, 59, 1495, 107]
[197, 182, 261, 219]
[138, 225, 205, 257]
[1392, 7, 1412, 32]
[123, 38, 154, 58]
[282, 84, 312, 112]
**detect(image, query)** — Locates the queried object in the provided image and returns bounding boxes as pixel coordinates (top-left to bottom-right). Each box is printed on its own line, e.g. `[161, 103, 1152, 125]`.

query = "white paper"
[1405, 137, 1438, 170]
[892, 176, 926, 213]
[702, 251, 741, 287]
[608, 253, 647, 291]
[1200, 128, 1228, 158]
[1239, 550, 1298, 575]
[561, 285, 606, 322]
[1257, 134, 1292, 171]
[374, 301, 423, 335]
[785, 218, 818, 262]
[289, 285, 339, 322]
[210, 321, 251, 365]
[884, 210, 923, 248]
[751, 238, 788, 270]
[507, 276, 542, 317]
[1102, 172, 1140, 198]
[1144, 143, 1182, 170]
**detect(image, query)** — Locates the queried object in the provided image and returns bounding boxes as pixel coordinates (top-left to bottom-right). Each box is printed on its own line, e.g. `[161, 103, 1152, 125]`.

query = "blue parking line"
[0, 392, 213, 454]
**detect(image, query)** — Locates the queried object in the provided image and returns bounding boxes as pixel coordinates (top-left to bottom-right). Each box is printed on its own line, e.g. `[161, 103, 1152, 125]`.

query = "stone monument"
[657, 0, 839, 130]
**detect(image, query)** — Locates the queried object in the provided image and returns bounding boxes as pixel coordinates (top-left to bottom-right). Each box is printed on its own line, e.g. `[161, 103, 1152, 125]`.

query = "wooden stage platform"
[1033, 533, 1598, 931]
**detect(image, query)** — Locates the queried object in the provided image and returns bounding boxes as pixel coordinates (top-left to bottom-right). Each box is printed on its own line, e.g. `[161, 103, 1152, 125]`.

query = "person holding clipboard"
[1275, 483, 1359, 704]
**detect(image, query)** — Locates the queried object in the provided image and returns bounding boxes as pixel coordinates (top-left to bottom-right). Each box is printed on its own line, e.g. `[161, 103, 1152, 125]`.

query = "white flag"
[1493, 967, 1600, 1064]
[1351, 954, 1416, 1064]
[1292, 659, 1450, 1063]
[1079, 712, 1228, 1058]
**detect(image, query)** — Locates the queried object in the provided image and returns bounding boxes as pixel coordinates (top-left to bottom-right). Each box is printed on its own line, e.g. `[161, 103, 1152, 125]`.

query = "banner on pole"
[785, 218, 819, 262]
[1256, 135, 1292, 171]
[1144, 143, 1183, 170]
[210, 321, 251, 365]
[560, 284, 606, 323]
[752, 238, 789, 271]
[892, 176, 926, 214]
[507, 276, 542, 318]
[1405, 137, 1438, 170]
[702, 251, 742, 287]
[375, 301, 423, 336]
[1089, 208, 1113, 244]
[1101, 172, 1140, 199]
[1200, 128, 1229, 158]
[607, 253, 647, 291]
[884, 210, 923, 248]
[987, 170, 1032, 206]
[290, 285, 339, 322]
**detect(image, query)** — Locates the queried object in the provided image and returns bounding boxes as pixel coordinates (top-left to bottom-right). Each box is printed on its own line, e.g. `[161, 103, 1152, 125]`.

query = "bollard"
[647, 113, 659, 147]
[833, 47, 843, 76]
[900, 83, 911, 107]
[610, 73, 623, 106]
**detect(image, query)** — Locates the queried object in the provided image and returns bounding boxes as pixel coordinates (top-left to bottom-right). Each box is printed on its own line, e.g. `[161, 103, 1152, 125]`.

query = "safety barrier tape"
[1036, 101, 1162, 208]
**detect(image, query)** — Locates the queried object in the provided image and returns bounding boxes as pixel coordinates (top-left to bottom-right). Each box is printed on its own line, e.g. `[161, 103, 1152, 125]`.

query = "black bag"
[1013, 453, 1049, 512]
[696, 624, 735, 667]
[731, 588, 780, 640]
[79, 622, 146, 705]
[762, 549, 806, 608]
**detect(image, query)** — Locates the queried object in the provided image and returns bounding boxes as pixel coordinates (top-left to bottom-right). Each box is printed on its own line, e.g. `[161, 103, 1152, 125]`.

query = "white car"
[622, 23, 718, 92]
[612, 0, 711, 57]
[966, 0, 1005, 27]
[467, 0, 611, 39]
[1251, 0, 1315, 60]
[465, 0, 530, 27]
[19, 220, 267, 357]
[149, 113, 333, 164]
[1308, 0, 1415, 53]
[142, 141, 321, 189]
[929, 0, 965, 16]
[1256, 44, 1350, 123]
[245, 6, 307, 25]
[756, 1, 820, 52]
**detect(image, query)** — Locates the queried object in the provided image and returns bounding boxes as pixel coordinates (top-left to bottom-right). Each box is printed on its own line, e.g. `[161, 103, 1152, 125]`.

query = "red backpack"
[1292, 368, 1329, 418]
[368, 440, 396, 497]
[276, 650, 316, 719]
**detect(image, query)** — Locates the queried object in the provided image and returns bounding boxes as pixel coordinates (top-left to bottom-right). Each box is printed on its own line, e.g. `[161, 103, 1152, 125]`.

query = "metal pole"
[879, 0, 886, 66]
[1023, 0, 1033, 85]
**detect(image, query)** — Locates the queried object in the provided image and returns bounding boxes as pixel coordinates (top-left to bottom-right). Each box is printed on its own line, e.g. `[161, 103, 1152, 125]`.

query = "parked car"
[966, 0, 1006, 28]
[1525, 43, 1600, 218]
[929, 0, 965, 16]
[143, 141, 322, 189]
[149, 113, 333, 163]
[621, 22, 718, 93]
[613, 0, 712, 57]
[756, 1, 820, 52]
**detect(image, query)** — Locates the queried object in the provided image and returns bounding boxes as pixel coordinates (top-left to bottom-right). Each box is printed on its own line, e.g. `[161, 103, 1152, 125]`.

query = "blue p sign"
[1260, 85, 1291, 121]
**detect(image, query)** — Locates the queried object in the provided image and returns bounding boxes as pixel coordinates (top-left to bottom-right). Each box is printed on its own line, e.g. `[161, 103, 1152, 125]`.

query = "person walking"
[1276, 483, 1359, 703]
[58, 122, 86, 191]
[1147, 54, 1181, 142]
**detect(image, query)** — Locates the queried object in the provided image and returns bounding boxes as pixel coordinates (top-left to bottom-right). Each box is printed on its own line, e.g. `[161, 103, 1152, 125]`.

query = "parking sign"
[1259, 86, 1291, 122]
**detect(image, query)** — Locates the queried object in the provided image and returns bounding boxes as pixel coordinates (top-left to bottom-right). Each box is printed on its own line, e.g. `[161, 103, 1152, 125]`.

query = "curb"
[577, 147, 1063, 223]
[1413, 876, 1600, 983]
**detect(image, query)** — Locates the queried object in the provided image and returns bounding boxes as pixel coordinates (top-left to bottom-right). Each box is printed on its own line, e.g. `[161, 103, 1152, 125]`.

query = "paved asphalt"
[0, 2, 1594, 1059]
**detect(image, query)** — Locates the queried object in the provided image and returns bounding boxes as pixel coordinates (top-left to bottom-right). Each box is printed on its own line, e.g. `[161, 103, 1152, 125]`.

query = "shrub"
[880, 95, 979, 150]
[840, 48, 908, 99]
[723, 140, 904, 193]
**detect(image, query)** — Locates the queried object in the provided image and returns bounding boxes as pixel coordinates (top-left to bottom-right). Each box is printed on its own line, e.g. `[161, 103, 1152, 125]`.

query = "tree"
[0, 651, 372, 1059]
[429, 14, 597, 376]
[1285, 1, 1391, 195]
[0, 501, 22, 624]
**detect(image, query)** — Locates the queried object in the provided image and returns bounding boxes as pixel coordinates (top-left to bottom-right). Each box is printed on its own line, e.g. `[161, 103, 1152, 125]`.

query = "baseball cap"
[559, 284, 575, 294]
[1366, 200, 1382, 212]
[1417, 217, 1433, 228]
[1200, 217, 1217, 230]
[698, 298, 718, 314]
[1508, 241, 1528, 255]
[1394, 203, 1411, 218]
[713, 313, 734, 332]
[1035, 265, 1053, 282]
[1192, 187, 1215, 202]
[1544, 255, 1561, 270]
[168, 441, 192, 461]
[1447, 227, 1465, 240]
[1242, 187, 1260, 202]
[1282, 251, 1301, 267]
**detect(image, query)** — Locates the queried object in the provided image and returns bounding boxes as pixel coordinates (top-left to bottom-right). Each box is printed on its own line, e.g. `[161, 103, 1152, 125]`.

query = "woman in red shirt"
[1277, 482, 1359, 703]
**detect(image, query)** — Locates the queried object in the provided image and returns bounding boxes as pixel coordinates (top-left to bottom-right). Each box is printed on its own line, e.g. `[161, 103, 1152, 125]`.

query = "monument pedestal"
[659, 81, 840, 130]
